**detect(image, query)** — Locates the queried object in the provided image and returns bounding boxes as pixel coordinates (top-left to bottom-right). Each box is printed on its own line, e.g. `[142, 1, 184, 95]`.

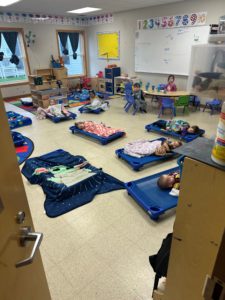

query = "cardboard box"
[53, 67, 68, 80]
[90, 77, 98, 90]
[30, 83, 51, 91]
[38, 99, 50, 108]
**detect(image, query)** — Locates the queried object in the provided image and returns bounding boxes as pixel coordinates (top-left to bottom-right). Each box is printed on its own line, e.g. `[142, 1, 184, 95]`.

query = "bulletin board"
[97, 32, 120, 60]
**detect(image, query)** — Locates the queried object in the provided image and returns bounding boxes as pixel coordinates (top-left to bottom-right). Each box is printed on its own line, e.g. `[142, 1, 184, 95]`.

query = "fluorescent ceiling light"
[68, 7, 102, 14]
[0, 0, 21, 6]
[32, 17, 49, 20]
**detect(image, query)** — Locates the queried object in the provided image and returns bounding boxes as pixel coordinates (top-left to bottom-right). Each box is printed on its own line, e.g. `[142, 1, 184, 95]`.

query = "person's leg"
[140, 100, 147, 112]
[61, 105, 70, 116]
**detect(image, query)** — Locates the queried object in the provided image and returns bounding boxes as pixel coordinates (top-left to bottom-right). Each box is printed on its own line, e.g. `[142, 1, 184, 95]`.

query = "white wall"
[87, 0, 225, 90]
[1, 0, 225, 98]
[0, 22, 86, 98]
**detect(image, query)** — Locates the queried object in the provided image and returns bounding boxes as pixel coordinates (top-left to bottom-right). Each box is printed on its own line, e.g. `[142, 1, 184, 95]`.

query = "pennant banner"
[0, 12, 113, 26]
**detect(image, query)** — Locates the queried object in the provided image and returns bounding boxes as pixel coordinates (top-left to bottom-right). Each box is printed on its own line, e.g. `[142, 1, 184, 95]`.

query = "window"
[0, 30, 29, 85]
[57, 31, 86, 77]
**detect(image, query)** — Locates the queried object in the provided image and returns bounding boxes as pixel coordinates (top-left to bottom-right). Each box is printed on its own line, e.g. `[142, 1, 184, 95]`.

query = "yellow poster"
[97, 32, 120, 60]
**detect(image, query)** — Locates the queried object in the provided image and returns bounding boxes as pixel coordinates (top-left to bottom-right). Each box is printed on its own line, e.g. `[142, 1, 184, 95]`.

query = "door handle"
[15, 226, 43, 268]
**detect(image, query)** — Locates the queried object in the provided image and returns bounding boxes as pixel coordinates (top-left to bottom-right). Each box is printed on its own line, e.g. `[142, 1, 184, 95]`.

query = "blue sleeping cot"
[145, 121, 205, 142]
[11, 131, 25, 146]
[125, 166, 179, 220]
[69, 126, 125, 145]
[115, 138, 178, 171]
[7, 111, 32, 129]
[46, 112, 77, 123]
[79, 106, 103, 114]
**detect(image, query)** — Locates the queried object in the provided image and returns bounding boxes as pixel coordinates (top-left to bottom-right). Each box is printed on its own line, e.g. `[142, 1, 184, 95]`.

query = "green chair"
[175, 96, 190, 114]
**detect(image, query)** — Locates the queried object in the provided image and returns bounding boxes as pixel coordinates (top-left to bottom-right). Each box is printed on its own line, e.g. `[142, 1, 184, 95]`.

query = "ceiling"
[0, 0, 186, 16]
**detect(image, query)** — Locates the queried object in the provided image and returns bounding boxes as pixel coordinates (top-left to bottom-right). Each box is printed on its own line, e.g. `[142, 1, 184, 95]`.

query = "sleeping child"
[157, 171, 180, 196]
[154, 119, 200, 136]
[75, 121, 124, 138]
[36, 99, 71, 120]
[124, 139, 182, 158]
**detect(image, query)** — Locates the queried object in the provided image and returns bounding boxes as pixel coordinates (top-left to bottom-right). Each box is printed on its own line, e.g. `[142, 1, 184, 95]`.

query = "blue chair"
[158, 97, 176, 118]
[124, 92, 138, 115]
[189, 96, 201, 111]
[203, 99, 221, 115]
[124, 82, 133, 93]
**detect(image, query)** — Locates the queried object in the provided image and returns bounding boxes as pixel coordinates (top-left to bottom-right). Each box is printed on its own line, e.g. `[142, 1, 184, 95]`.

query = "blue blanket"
[22, 149, 125, 217]
[7, 111, 32, 129]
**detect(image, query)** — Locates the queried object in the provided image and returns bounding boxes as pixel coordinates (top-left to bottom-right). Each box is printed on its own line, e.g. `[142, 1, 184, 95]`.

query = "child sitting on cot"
[133, 82, 147, 113]
[36, 99, 71, 120]
[83, 90, 109, 111]
[155, 119, 200, 135]
[157, 171, 180, 196]
[124, 139, 182, 158]
[166, 75, 177, 92]
[74, 121, 123, 138]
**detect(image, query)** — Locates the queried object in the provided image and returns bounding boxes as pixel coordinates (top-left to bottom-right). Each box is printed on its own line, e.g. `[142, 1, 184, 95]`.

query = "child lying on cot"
[157, 171, 180, 196]
[154, 119, 200, 135]
[124, 139, 182, 158]
[75, 121, 123, 138]
[36, 99, 71, 120]
[83, 90, 109, 111]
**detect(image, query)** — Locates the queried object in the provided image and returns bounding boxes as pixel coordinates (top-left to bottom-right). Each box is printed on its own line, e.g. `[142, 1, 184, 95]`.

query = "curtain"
[3, 31, 19, 65]
[0, 33, 3, 61]
[68, 32, 79, 59]
[58, 32, 69, 55]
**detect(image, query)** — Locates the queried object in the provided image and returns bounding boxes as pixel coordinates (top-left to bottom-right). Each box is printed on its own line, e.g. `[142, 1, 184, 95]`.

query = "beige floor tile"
[45, 266, 75, 300]
[40, 223, 86, 264]
[112, 243, 155, 300]
[40, 248, 55, 271]
[58, 244, 109, 295]
[85, 225, 135, 266]
[76, 267, 143, 300]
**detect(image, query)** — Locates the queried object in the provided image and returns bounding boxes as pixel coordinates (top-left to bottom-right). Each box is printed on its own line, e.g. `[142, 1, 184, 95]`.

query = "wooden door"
[164, 158, 225, 300]
[0, 96, 51, 300]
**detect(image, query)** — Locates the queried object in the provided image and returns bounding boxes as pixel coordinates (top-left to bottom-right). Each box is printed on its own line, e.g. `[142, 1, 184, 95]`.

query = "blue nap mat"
[79, 106, 103, 114]
[7, 111, 32, 129]
[69, 126, 125, 145]
[46, 112, 77, 123]
[145, 121, 205, 142]
[115, 138, 178, 171]
[125, 166, 179, 220]
[21, 149, 125, 217]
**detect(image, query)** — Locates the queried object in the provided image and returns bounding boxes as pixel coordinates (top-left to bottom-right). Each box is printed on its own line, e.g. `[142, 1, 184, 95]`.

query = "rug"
[68, 100, 90, 107]
[15, 136, 34, 165]
[4, 98, 37, 114]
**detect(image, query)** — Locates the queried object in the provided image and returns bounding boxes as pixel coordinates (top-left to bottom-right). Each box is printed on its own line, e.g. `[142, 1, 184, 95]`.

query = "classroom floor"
[5, 97, 219, 300]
